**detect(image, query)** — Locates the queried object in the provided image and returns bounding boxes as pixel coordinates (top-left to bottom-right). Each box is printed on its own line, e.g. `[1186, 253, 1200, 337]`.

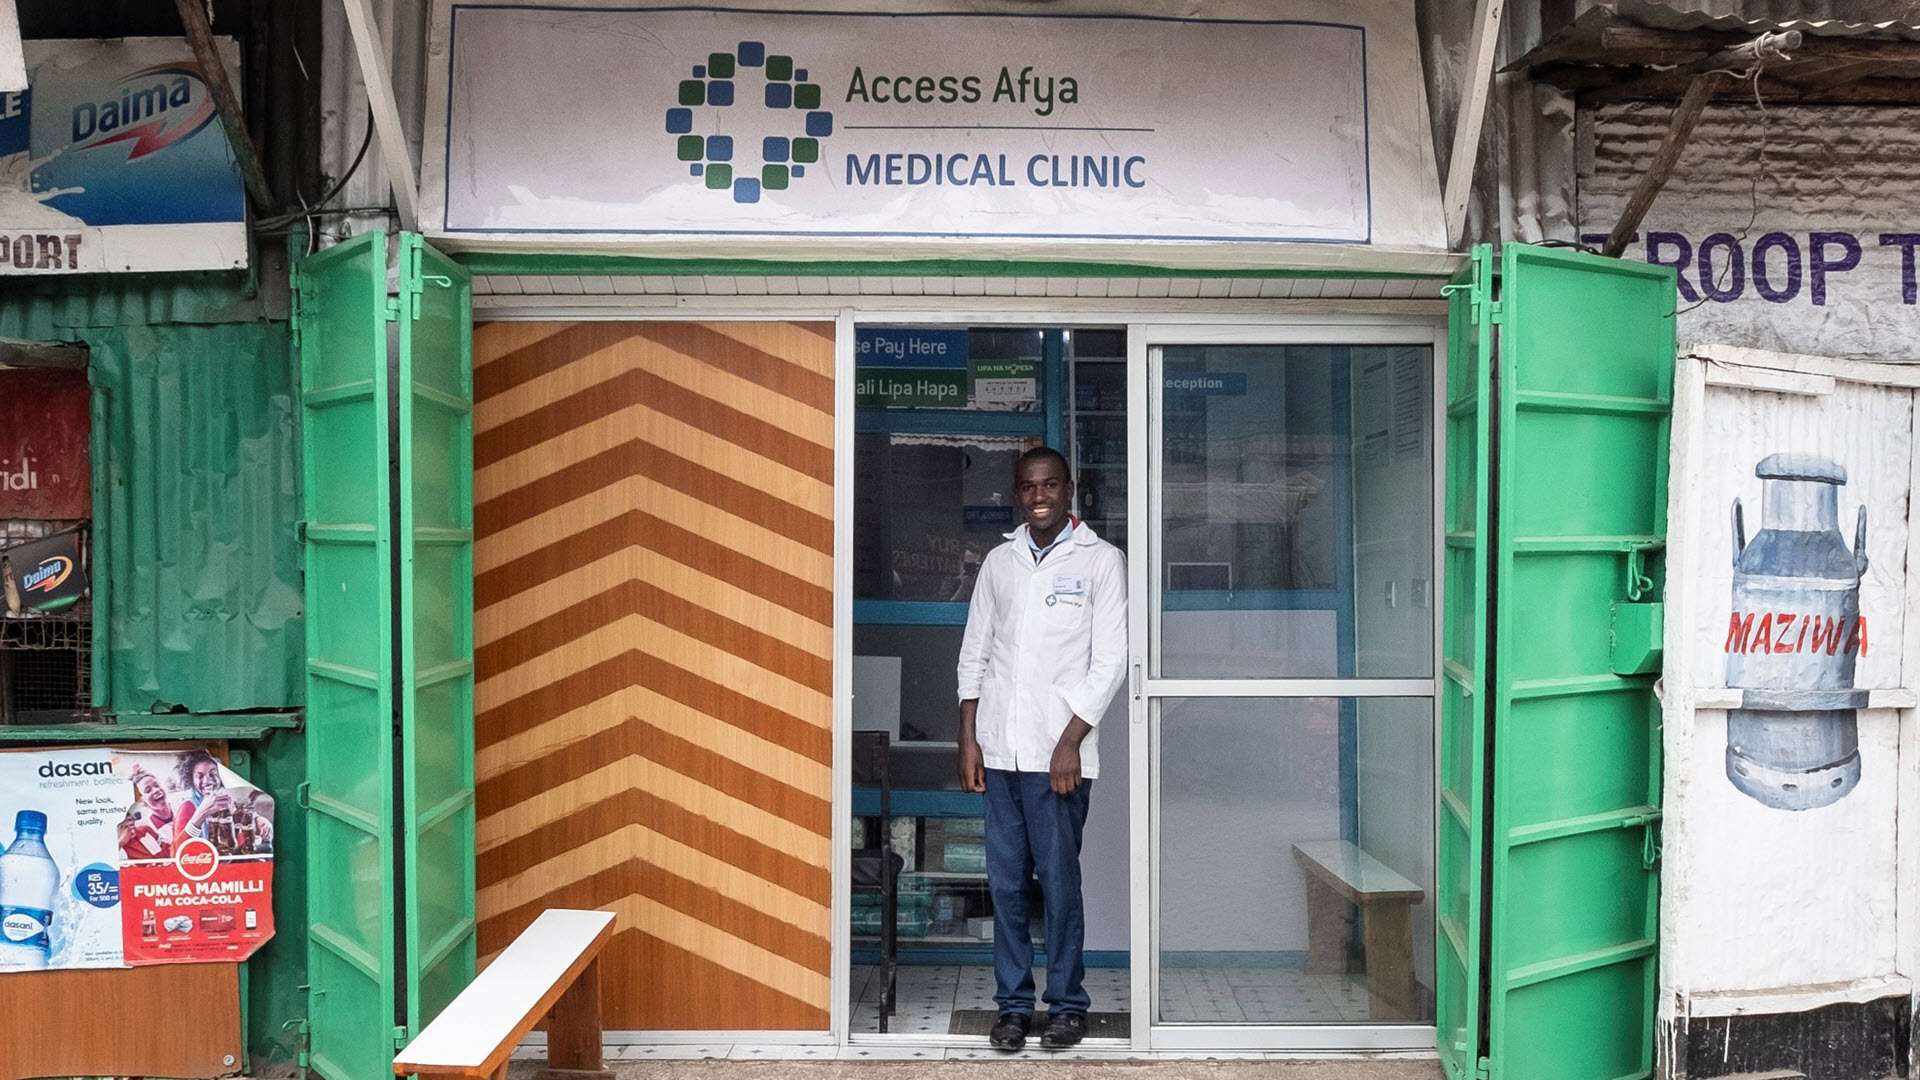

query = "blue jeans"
[983, 768, 1092, 1015]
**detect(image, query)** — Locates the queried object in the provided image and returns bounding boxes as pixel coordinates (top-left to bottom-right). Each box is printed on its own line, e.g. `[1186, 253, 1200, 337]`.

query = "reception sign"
[432, 6, 1373, 243]
[0, 37, 247, 274]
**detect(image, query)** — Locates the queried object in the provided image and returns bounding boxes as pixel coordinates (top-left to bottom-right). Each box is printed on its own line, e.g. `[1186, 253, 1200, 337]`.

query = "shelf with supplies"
[850, 805, 995, 954]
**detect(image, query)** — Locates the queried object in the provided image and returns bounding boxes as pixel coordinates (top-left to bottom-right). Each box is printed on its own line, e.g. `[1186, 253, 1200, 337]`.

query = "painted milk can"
[1724, 453, 1868, 811]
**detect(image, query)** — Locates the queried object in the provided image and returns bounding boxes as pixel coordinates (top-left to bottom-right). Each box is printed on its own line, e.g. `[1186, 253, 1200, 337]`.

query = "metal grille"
[0, 606, 93, 725]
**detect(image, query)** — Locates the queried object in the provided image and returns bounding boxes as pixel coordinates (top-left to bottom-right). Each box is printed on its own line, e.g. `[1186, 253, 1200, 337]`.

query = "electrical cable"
[257, 104, 376, 231]
[1675, 66, 1769, 317]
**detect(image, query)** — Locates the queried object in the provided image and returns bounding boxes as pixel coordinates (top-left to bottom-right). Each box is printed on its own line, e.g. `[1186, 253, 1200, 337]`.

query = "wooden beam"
[1444, 0, 1507, 249]
[172, 0, 277, 213]
[0, 338, 88, 370]
[1782, 58, 1905, 94]
[1601, 72, 1722, 258]
[1575, 67, 1920, 106]
[1584, 29, 1802, 105]
[1603, 25, 1920, 66]
[338, 0, 421, 230]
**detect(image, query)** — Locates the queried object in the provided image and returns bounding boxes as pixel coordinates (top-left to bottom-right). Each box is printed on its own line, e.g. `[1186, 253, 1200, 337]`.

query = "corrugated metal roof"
[1583, 0, 1920, 32]
[1578, 0, 1920, 40]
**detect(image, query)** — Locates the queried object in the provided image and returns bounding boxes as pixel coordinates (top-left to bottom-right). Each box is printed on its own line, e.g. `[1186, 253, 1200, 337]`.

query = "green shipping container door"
[298, 230, 400, 1080]
[396, 234, 479, 1035]
[1439, 244, 1672, 1080]
[298, 231, 476, 1080]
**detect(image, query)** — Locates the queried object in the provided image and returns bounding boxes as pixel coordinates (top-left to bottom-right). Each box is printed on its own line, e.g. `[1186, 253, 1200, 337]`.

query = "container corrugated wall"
[0, 274, 303, 714]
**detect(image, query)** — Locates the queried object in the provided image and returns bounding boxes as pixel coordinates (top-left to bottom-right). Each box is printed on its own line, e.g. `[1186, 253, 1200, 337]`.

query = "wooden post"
[1600, 71, 1723, 259]
[533, 957, 612, 1080]
[1362, 900, 1418, 1022]
[170, 0, 277, 213]
[1599, 30, 1801, 258]
[1300, 879, 1352, 975]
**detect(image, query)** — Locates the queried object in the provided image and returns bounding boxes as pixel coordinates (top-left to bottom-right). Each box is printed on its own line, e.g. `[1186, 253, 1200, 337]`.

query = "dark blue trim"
[1160, 949, 1308, 970]
[854, 947, 1130, 968]
[856, 411, 1044, 436]
[853, 788, 984, 817]
[1044, 330, 1065, 451]
[1159, 589, 1343, 611]
[443, 6, 1373, 243]
[854, 600, 970, 626]
[1331, 349, 1359, 849]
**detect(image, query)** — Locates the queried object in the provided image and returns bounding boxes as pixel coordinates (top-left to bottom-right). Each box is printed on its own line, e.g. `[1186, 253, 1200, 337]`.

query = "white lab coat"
[956, 520, 1128, 778]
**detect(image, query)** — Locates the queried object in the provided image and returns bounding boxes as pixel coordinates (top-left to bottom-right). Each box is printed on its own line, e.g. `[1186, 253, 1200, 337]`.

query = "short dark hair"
[1014, 445, 1070, 482]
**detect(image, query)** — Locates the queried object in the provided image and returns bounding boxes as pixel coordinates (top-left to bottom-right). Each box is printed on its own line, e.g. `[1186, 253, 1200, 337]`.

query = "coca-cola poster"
[0, 745, 274, 973]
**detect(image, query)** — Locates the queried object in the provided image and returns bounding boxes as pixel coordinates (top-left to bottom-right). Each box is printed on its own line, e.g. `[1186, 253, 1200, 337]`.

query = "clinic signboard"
[0, 37, 247, 274]
[428, 6, 1374, 243]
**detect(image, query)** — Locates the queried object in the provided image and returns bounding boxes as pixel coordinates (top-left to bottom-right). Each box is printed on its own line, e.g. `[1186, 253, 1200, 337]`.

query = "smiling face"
[192, 760, 221, 796]
[1014, 454, 1073, 539]
[136, 774, 168, 812]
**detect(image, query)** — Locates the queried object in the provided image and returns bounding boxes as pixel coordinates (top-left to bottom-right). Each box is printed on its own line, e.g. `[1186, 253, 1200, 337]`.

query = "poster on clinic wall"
[0, 745, 274, 973]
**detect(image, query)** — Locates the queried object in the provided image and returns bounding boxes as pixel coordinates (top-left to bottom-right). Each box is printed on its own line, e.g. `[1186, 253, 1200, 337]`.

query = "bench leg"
[534, 958, 614, 1080]
[1301, 879, 1352, 975]
[1361, 900, 1417, 1022]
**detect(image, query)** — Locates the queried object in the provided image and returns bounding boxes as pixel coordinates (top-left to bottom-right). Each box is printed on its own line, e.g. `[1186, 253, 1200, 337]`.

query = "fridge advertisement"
[0, 745, 274, 972]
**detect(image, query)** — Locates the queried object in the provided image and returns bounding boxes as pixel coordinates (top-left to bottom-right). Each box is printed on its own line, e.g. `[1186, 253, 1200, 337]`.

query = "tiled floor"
[850, 964, 1380, 1030]
[850, 963, 1132, 1035]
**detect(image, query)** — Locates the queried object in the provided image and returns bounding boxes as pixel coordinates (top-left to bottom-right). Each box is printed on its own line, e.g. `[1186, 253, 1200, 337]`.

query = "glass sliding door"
[1130, 326, 1443, 1051]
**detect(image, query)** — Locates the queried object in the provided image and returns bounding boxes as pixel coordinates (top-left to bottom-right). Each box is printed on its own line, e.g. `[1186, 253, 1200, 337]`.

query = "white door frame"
[473, 300, 1448, 1054]
[1127, 321, 1447, 1053]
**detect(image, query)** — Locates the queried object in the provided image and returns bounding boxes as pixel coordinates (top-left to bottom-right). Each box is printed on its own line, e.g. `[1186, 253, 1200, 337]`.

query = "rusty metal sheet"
[0, 367, 90, 519]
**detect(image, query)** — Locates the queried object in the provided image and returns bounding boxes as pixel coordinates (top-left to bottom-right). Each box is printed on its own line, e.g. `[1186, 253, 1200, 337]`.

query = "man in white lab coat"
[956, 447, 1127, 1051]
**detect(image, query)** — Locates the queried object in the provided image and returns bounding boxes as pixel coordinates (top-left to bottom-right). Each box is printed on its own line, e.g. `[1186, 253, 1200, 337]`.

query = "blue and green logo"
[662, 41, 834, 204]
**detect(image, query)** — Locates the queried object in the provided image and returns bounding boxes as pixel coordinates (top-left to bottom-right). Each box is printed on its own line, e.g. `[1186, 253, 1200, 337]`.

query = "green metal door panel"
[1489, 245, 1672, 1080]
[1436, 246, 1494, 1080]
[297, 230, 399, 1080]
[396, 233, 478, 1037]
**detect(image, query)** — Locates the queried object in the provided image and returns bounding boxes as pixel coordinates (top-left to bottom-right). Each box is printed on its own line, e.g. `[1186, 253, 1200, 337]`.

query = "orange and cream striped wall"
[471, 320, 835, 1031]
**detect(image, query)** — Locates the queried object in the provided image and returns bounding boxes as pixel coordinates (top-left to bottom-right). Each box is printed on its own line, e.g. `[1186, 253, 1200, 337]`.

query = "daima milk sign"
[0, 37, 247, 274]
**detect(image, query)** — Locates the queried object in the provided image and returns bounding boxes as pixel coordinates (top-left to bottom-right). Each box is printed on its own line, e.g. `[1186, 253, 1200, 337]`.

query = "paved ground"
[511, 1057, 1444, 1080]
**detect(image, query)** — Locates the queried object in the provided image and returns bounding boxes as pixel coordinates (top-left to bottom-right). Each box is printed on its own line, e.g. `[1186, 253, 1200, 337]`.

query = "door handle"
[1131, 661, 1143, 706]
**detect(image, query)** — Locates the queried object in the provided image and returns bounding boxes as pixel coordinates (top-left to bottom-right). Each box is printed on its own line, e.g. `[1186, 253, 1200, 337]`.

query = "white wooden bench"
[394, 909, 617, 1080]
[1291, 840, 1425, 1021]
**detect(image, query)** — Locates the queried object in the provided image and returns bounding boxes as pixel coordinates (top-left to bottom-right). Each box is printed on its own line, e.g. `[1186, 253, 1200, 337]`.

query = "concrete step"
[511, 1057, 1448, 1080]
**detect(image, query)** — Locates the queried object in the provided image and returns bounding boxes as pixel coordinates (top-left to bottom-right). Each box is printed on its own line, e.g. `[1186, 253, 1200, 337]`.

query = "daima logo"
[23, 556, 71, 594]
[71, 64, 219, 161]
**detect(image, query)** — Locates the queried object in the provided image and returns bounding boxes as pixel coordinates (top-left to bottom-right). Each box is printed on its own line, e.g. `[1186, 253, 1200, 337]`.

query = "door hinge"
[283, 1009, 312, 1080]
[1476, 1056, 1493, 1080]
[295, 781, 311, 809]
[295, 520, 308, 544]
[384, 297, 402, 322]
[289, 286, 307, 347]
[1439, 284, 1502, 326]
[394, 1025, 411, 1050]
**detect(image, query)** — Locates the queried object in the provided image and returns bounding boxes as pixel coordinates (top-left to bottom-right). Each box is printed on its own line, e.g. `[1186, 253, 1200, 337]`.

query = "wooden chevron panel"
[473, 320, 835, 1031]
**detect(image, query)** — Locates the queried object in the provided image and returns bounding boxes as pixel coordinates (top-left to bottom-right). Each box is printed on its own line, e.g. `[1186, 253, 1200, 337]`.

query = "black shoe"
[989, 1011, 1031, 1051]
[1040, 1011, 1087, 1049]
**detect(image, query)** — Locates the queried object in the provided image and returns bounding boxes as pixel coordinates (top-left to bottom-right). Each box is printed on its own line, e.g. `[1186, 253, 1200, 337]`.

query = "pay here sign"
[433, 6, 1371, 243]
